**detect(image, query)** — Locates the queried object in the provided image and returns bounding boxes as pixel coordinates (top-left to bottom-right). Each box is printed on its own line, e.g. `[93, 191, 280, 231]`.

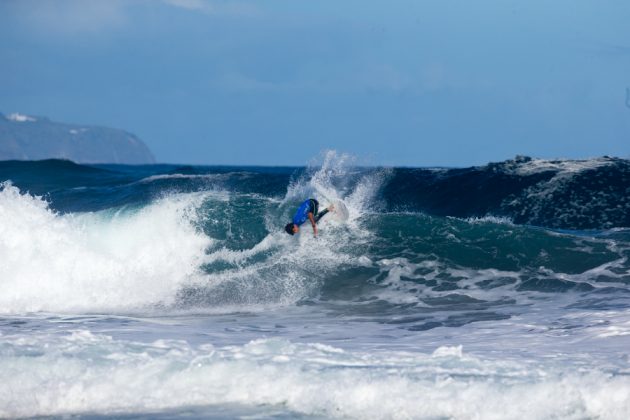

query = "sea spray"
[0, 183, 211, 313]
[179, 152, 386, 309]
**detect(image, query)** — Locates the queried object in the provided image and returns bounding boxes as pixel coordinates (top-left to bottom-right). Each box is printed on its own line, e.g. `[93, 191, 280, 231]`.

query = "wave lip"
[3, 154, 628, 230]
[383, 156, 630, 230]
[0, 183, 212, 314]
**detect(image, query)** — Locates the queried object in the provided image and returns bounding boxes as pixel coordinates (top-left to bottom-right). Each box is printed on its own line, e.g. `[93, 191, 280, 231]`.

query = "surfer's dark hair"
[285, 223, 296, 235]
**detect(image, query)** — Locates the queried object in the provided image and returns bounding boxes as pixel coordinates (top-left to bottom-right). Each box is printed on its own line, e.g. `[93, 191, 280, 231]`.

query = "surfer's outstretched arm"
[308, 212, 318, 237]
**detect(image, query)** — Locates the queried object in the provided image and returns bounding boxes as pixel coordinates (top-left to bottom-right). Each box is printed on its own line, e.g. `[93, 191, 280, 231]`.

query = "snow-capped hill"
[0, 112, 155, 164]
[7, 113, 37, 123]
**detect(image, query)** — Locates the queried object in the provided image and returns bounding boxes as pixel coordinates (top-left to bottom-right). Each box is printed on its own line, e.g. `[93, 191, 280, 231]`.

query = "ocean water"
[1, 151, 630, 419]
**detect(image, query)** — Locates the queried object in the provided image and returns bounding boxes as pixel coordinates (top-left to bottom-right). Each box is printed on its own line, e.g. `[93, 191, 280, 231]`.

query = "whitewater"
[1, 152, 630, 419]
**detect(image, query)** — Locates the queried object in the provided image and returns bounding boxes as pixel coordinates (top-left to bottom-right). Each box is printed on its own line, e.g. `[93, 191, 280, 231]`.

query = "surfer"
[284, 198, 334, 237]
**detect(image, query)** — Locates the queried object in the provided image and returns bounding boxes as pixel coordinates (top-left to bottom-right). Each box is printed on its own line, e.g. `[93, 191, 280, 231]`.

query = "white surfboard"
[330, 200, 349, 222]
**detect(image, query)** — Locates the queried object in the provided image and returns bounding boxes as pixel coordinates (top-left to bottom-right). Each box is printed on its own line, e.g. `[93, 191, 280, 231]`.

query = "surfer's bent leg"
[314, 208, 329, 223]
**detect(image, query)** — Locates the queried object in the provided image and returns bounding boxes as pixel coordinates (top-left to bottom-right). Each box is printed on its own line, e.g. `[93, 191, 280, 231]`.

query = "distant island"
[0, 112, 156, 164]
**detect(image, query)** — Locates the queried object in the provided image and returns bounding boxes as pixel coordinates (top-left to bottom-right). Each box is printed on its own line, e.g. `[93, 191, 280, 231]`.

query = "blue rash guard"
[292, 199, 318, 226]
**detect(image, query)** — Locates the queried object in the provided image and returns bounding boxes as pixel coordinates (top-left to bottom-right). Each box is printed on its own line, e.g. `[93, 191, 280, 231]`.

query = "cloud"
[4, 0, 128, 35]
[1, 0, 258, 38]
[204, 61, 457, 96]
[163, 0, 211, 11]
[161, 0, 259, 17]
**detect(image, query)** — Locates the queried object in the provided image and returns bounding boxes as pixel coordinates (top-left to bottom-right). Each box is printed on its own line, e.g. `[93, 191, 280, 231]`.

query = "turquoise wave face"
[179, 194, 630, 331]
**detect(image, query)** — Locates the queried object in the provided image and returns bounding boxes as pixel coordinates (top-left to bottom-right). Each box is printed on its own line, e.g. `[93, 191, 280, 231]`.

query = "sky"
[0, 0, 629, 166]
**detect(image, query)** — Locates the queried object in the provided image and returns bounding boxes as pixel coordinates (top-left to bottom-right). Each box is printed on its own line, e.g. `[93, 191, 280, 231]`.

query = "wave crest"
[0, 182, 211, 313]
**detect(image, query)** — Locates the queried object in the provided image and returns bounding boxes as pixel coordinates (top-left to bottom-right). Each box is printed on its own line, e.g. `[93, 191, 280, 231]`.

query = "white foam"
[2, 331, 630, 419]
[193, 228, 360, 307]
[507, 157, 613, 176]
[501, 158, 617, 226]
[432, 345, 463, 358]
[0, 182, 212, 314]
[284, 150, 382, 221]
[138, 173, 234, 183]
[281, 150, 389, 256]
[462, 215, 514, 225]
